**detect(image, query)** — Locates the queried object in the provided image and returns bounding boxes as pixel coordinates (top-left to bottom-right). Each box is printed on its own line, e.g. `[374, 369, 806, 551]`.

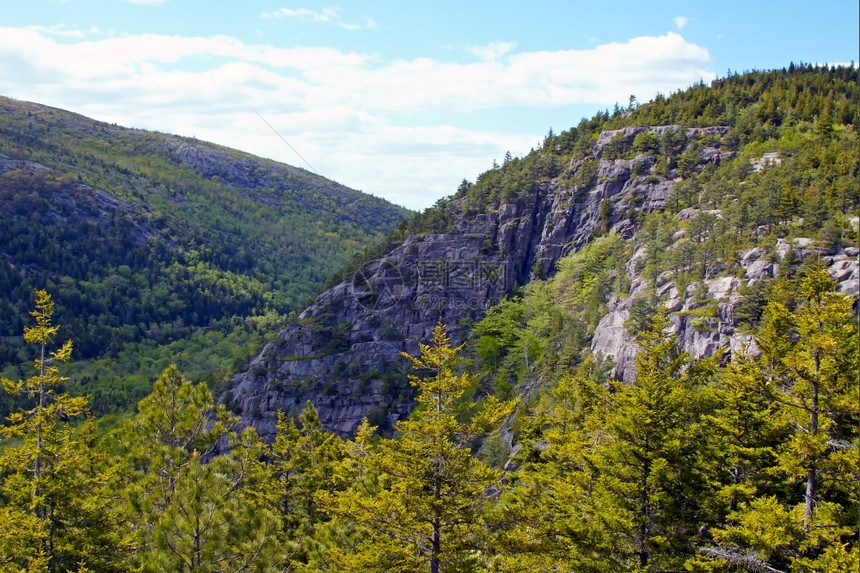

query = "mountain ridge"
[0, 96, 411, 415]
[224, 65, 859, 439]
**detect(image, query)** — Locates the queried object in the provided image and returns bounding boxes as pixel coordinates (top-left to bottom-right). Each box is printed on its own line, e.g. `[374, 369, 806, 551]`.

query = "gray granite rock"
[224, 123, 858, 441]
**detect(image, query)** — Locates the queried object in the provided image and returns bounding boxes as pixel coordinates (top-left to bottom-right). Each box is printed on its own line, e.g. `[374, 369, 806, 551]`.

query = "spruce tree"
[697, 266, 859, 571]
[488, 370, 627, 572]
[0, 290, 123, 571]
[117, 365, 283, 572]
[271, 402, 346, 567]
[591, 311, 715, 570]
[316, 322, 515, 573]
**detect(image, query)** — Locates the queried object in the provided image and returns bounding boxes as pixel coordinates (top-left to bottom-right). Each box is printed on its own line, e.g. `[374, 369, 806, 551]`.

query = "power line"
[253, 110, 317, 174]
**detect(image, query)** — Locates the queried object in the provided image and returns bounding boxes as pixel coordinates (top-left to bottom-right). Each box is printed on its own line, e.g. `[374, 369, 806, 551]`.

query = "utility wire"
[253, 110, 317, 174]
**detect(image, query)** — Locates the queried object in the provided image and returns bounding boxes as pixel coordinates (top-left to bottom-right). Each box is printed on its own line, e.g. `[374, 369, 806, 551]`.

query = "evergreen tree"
[762, 266, 857, 534]
[697, 267, 859, 571]
[0, 290, 123, 571]
[316, 322, 515, 573]
[591, 311, 715, 570]
[700, 355, 788, 516]
[488, 370, 627, 572]
[117, 365, 282, 572]
[271, 402, 346, 567]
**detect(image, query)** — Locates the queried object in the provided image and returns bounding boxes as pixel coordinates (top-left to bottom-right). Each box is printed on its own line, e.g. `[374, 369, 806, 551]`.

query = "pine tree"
[697, 266, 859, 571]
[700, 354, 788, 516]
[0, 290, 123, 571]
[316, 322, 516, 573]
[488, 371, 628, 572]
[271, 402, 346, 567]
[117, 365, 283, 572]
[754, 266, 858, 534]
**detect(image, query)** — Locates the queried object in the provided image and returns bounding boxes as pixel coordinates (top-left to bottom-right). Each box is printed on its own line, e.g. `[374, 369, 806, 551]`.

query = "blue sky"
[1, 1, 857, 209]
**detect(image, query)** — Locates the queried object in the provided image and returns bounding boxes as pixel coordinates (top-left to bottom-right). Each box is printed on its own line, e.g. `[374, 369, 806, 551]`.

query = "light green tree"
[117, 365, 283, 572]
[271, 402, 346, 567]
[700, 355, 788, 515]
[487, 369, 627, 572]
[316, 322, 516, 573]
[0, 290, 123, 572]
[769, 267, 858, 534]
[698, 267, 859, 571]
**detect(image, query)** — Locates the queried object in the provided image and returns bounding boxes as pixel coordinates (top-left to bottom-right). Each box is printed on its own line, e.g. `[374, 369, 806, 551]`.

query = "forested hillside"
[224, 63, 858, 440]
[0, 65, 857, 571]
[0, 97, 411, 415]
[463, 64, 859, 394]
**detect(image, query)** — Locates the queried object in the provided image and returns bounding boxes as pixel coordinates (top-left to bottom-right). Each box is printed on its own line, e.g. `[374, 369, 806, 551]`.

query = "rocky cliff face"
[591, 240, 859, 383]
[224, 193, 537, 439]
[223, 124, 858, 440]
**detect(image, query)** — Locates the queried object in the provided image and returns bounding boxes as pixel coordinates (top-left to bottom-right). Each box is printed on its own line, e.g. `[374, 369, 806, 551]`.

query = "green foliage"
[632, 130, 659, 153]
[489, 371, 627, 572]
[761, 268, 857, 527]
[116, 365, 283, 572]
[593, 312, 716, 569]
[0, 98, 410, 418]
[700, 357, 787, 516]
[607, 64, 859, 133]
[315, 323, 516, 572]
[271, 402, 347, 567]
[734, 280, 772, 330]
[3, 269, 858, 571]
[0, 291, 123, 571]
[695, 268, 859, 571]
[471, 235, 626, 399]
[493, 313, 718, 571]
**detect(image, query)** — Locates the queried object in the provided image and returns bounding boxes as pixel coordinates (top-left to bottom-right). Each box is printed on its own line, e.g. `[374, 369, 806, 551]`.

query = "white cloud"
[0, 27, 714, 209]
[340, 17, 377, 31]
[122, 0, 170, 5]
[673, 16, 689, 30]
[262, 6, 376, 30]
[467, 41, 516, 61]
[262, 7, 340, 22]
[25, 24, 86, 38]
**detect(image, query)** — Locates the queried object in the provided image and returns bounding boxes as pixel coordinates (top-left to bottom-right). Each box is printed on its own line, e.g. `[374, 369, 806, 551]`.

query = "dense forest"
[0, 64, 858, 571]
[1, 276, 856, 571]
[458, 64, 859, 399]
[0, 98, 410, 417]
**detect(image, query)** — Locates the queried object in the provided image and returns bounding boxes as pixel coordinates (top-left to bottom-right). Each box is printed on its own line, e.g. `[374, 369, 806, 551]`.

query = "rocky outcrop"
[223, 124, 856, 440]
[0, 152, 150, 241]
[225, 189, 544, 439]
[591, 240, 859, 382]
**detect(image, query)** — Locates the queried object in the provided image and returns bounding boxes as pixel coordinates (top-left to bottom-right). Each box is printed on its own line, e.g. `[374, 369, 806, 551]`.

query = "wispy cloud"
[339, 17, 377, 31]
[262, 6, 376, 30]
[25, 24, 86, 38]
[673, 16, 689, 30]
[0, 27, 713, 208]
[262, 7, 340, 22]
[467, 41, 516, 61]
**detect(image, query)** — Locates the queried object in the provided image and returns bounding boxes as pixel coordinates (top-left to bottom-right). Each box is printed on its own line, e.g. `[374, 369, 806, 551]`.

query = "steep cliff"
[225, 123, 842, 439]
